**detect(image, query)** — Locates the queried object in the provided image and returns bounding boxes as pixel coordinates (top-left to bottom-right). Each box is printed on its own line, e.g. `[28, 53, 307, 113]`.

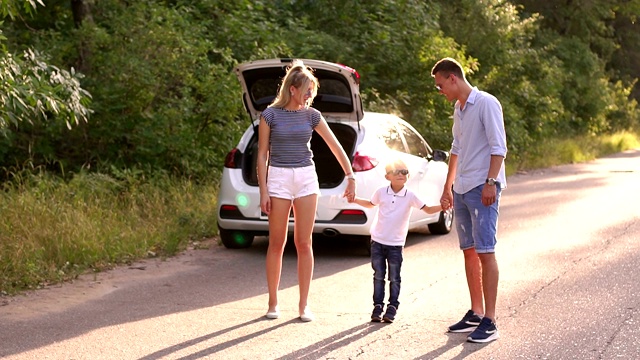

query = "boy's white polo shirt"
[370, 185, 426, 247]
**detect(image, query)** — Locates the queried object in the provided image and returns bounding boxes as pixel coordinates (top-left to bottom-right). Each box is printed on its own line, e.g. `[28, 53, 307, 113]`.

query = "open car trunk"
[241, 122, 357, 188]
[236, 59, 363, 123]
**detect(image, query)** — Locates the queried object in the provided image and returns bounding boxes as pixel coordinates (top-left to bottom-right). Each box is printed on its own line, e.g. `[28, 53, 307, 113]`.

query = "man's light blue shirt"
[450, 87, 507, 194]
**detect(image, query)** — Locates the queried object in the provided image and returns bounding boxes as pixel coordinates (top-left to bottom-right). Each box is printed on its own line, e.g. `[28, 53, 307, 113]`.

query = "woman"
[257, 60, 356, 322]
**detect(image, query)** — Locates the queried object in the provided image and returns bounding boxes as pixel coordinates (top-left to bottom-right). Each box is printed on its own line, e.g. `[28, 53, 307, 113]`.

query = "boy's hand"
[343, 181, 356, 202]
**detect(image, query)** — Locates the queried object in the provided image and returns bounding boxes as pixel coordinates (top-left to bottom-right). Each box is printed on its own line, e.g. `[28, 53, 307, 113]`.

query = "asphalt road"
[1, 149, 640, 360]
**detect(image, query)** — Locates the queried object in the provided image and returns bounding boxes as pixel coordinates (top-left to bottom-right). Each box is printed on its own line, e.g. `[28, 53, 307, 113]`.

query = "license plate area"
[260, 208, 294, 219]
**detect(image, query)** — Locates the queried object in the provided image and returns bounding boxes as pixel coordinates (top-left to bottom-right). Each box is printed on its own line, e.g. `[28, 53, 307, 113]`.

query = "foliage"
[0, 49, 92, 131]
[0, 0, 44, 19]
[2, 0, 246, 178]
[433, 0, 640, 168]
[0, 0, 91, 136]
[72, 1, 243, 178]
[513, 0, 640, 100]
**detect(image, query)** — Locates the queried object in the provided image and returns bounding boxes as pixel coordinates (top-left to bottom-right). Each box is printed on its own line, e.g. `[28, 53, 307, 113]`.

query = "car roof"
[235, 58, 364, 122]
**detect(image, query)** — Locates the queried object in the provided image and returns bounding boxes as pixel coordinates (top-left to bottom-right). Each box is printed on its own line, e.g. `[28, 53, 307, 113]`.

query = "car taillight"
[219, 204, 245, 219]
[340, 209, 365, 216]
[332, 209, 367, 224]
[352, 151, 378, 172]
[224, 148, 240, 168]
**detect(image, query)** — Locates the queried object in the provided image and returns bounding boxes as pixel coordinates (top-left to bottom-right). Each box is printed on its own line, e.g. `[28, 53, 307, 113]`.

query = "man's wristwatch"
[485, 178, 497, 186]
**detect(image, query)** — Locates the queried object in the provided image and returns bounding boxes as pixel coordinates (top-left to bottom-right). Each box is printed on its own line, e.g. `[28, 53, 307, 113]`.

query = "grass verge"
[509, 131, 640, 174]
[0, 170, 218, 294]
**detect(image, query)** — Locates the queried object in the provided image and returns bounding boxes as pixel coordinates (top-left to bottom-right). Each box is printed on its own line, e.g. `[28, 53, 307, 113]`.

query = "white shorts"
[267, 165, 320, 200]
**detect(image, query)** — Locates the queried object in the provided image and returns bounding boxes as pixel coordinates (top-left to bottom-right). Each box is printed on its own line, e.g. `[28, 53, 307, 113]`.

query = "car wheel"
[428, 209, 453, 234]
[219, 227, 254, 249]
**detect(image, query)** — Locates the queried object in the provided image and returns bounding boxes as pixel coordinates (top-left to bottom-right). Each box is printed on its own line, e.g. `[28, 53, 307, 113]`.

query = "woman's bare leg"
[266, 197, 292, 312]
[292, 194, 318, 315]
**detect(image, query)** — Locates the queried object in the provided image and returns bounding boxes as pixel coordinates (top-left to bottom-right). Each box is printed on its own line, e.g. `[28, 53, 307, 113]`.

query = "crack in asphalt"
[599, 306, 637, 359]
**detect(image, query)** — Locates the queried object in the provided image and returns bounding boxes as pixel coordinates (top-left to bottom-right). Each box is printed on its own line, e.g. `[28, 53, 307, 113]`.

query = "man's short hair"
[431, 58, 465, 79]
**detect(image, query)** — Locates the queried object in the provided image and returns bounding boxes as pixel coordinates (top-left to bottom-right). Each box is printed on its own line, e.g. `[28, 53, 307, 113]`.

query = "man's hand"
[481, 184, 497, 206]
[440, 188, 453, 210]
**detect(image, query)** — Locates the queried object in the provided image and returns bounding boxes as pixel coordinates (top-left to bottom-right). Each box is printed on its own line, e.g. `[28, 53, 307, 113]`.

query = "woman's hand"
[260, 193, 271, 215]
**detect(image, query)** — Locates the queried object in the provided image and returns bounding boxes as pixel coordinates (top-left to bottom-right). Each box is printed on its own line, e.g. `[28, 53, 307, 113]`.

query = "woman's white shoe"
[265, 306, 280, 319]
[299, 307, 315, 322]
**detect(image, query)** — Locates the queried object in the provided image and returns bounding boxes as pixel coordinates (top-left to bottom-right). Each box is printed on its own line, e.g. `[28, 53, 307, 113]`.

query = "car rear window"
[242, 68, 354, 113]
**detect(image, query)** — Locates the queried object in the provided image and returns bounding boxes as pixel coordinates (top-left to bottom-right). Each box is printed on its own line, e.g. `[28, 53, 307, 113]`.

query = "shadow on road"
[272, 322, 385, 360]
[137, 320, 386, 360]
[413, 332, 490, 360]
[138, 317, 298, 360]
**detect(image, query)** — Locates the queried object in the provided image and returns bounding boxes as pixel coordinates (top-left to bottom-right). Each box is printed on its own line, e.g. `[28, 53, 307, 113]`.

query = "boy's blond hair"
[385, 159, 408, 174]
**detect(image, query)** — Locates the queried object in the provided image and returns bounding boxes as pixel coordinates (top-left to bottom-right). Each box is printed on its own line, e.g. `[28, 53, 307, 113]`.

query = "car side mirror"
[432, 149, 449, 162]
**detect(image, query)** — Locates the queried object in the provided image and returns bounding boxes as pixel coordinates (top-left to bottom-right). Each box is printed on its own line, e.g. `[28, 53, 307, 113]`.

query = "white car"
[217, 58, 453, 249]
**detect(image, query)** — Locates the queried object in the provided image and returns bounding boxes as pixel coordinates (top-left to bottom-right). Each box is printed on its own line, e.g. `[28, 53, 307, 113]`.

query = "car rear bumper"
[217, 211, 374, 237]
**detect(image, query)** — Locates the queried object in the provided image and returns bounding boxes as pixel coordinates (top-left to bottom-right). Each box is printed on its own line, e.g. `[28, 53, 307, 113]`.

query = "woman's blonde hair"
[270, 59, 319, 108]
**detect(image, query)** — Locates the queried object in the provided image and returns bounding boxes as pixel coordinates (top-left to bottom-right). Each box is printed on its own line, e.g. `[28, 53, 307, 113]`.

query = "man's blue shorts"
[453, 184, 502, 253]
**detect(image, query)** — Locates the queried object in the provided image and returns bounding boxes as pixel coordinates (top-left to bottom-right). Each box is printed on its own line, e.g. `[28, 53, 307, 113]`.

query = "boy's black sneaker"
[467, 317, 500, 343]
[382, 305, 397, 323]
[371, 304, 383, 322]
[447, 310, 482, 333]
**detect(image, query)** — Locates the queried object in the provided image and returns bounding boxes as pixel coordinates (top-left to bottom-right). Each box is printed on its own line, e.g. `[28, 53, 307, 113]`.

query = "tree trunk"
[71, 0, 94, 73]
[71, 0, 94, 27]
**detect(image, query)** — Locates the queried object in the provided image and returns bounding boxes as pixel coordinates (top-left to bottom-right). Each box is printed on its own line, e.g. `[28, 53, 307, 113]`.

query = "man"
[432, 58, 507, 343]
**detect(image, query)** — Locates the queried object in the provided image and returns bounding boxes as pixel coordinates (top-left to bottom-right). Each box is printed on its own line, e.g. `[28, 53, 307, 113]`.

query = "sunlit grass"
[513, 131, 640, 173]
[0, 171, 218, 294]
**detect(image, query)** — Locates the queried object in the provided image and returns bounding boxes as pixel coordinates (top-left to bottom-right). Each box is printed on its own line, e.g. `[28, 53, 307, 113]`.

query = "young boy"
[350, 159, 442, 323]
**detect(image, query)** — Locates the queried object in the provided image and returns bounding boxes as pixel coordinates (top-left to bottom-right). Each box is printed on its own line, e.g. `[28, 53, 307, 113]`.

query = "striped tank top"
[262, 106, 322, 167]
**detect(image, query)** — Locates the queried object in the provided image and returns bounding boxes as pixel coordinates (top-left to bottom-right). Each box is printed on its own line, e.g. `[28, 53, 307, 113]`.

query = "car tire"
[428, 209, 453, 234]
[219, 227, 254, 249]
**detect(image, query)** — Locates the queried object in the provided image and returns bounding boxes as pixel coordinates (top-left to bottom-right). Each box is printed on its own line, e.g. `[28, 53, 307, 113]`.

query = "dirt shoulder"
[0, 239, 218, 322]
